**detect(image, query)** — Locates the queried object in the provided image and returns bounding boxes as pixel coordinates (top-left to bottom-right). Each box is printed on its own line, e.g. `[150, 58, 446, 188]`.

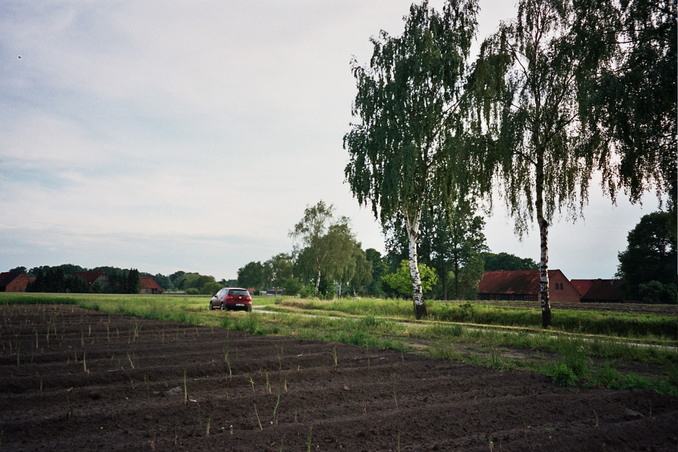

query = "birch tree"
[471, 0, 606, 327]
[290, 201, 359, 296]
[578, 0, 676, 209]
[344, 0, 478, 318]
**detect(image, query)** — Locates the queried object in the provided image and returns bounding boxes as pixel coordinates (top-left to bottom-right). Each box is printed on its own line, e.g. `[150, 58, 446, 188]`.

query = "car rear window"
[228, 289, 249, 296]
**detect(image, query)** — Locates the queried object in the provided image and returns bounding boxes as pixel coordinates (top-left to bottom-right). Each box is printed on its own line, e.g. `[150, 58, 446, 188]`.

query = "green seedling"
[265, 372, 272, 394]
[272, 391, 281, 425]
[253, 404, 263, 430]
[183, 368, 188, 404]
[127, 352, 136, 369]
[306, 426, 313, 452]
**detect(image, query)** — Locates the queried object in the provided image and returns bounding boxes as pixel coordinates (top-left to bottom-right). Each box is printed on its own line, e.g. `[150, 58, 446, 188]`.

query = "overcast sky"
[0, 1, 658, 282]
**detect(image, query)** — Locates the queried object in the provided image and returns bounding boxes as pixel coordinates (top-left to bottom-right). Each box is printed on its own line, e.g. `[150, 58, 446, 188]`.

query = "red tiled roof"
[139, 277, 163, 292]
[570, 279, 626, 302]
[74, 271, 105, 285]
[478, 270, 561, 295]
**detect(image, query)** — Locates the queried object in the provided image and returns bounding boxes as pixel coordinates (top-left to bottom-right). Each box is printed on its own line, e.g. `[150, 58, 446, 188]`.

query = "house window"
[554, 283, 564, 290]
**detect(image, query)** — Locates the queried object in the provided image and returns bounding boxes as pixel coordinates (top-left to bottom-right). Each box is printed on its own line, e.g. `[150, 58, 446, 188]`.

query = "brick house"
[0, 270, 30, 292]
[570, 279, 626, 303]
[478, 270, 581, 302]
[139, 276, 164, 294]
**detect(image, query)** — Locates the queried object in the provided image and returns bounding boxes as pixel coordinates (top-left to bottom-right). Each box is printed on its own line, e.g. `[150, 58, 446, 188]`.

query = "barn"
[478, 270, 581, 302]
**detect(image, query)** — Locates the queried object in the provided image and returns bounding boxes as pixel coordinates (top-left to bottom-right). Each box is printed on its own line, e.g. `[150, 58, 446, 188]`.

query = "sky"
[0, 1, 660, 282]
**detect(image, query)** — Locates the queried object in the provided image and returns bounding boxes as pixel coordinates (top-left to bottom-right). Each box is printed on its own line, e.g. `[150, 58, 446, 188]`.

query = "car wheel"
[220, 303, 225, 310]
[209, 304, 213, 311]
[247, 306, 252, 312]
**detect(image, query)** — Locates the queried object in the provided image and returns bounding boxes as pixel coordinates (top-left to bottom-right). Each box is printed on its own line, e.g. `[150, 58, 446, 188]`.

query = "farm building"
[74, 270, 110, 289]
[570, 279, 626, 303]
[139, 277, 164, 294]
[0, 270, 30, 292]
[478, 270, 581, 302]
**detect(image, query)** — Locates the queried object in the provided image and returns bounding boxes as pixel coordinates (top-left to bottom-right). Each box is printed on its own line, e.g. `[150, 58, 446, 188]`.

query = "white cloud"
[0, 0, 657, 280]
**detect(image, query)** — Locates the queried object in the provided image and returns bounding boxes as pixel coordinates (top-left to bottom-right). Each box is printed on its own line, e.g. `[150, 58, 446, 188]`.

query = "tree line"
[343, 0, 675, 324]
[14, 265, 236, 295]
[236, 200, 538, 299]
[24, 265, 141, 294]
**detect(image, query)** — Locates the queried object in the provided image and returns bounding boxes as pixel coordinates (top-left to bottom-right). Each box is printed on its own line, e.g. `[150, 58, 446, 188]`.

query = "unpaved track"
[1, 304, 676, 451]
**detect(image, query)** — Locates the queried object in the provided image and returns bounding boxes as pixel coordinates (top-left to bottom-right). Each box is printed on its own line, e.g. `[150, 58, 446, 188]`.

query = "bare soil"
[1, 304, 676, 451]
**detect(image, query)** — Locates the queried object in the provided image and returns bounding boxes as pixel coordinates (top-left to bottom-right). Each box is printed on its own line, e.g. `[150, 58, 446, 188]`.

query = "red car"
[209, 287, 253, 311]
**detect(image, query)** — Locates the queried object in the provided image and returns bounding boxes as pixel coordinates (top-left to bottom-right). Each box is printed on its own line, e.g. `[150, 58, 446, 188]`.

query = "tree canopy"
[471, 0, 615, 327]
[617, 211, 677, 303]
[344, 0, 479, 318]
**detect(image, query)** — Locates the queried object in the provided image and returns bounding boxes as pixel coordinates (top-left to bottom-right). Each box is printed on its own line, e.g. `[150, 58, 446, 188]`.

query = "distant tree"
[290, 201, 360, 296]
[152, 273, 174, 291]
[263, 253, 294, 290]
[28, 267, 65, 292]
[481, 252, 539, 271]
[238, 261, 265, 289]
[65, 274, 89, 293]
[282, 277, 303, 296]
[344, 0, 479, 318]
[125, 269, 140, 294]
[169, 271, 186, 290]
[617, 211, 677, 303]
[365, 248, 388, 297]
[456, 253, 485, 300]
[202, 280, 221, 295]
[383, 260, 438, 298]
[343, 246, 372, 296]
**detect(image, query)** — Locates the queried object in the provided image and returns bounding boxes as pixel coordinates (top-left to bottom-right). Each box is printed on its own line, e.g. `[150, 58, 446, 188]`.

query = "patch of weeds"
[233, 314, 262, 335]
[588, 362, 621, 388]
[359, 315, 379, 329]
[544, 362, 580, 386]
[545, 340, 592, 386]
[460, 302, 475, 322]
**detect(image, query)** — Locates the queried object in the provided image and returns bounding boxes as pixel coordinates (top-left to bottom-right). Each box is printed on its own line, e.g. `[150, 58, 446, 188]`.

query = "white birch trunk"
[535, 178, 552, 328]
[404, 209, 426, 319]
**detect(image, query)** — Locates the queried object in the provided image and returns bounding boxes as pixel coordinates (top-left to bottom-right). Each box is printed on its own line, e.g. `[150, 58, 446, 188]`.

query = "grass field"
[2, 292, 676, 394]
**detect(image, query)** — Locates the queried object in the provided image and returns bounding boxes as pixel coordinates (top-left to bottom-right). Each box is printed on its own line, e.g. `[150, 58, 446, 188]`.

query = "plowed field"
[1, 305, 676, 451]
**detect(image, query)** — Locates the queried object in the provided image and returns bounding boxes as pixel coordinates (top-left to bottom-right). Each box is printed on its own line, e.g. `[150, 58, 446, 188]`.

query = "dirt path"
[1, 304, 676, 451]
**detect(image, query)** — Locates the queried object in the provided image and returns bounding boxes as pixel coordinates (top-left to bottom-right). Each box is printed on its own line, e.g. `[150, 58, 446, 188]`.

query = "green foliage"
[481, 252, 538, 271]
[638, 281, 677, 305]
[282, 278, 303, 296]
[617, 211, 677, 303]
[382, 260, 439, 297]
[290, 201, 367, 297]
[238, 261, 265, 290]
[580, 0, 676, 207]
[344, 0, 479, 316]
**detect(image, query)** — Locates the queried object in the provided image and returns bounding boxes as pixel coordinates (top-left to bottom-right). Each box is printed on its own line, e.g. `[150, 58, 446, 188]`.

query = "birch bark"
[405, 209, 426, 319]
[535, 164, 552, 328]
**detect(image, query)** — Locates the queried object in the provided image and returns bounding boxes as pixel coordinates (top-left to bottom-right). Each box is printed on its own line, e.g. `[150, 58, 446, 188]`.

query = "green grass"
[1, 292, 676, 394]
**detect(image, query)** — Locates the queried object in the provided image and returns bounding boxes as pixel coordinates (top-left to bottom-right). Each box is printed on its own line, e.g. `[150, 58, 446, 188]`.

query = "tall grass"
[428, 301, 677, 339]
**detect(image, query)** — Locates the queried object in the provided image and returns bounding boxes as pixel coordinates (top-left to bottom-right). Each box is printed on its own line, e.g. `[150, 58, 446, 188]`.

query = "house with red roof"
[74, 270, 110, 289]
[570, 279, 626, 303]
[478, 270, 581, 302]
[139, 277, 164, 294]
[0, 270, 30, 292]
